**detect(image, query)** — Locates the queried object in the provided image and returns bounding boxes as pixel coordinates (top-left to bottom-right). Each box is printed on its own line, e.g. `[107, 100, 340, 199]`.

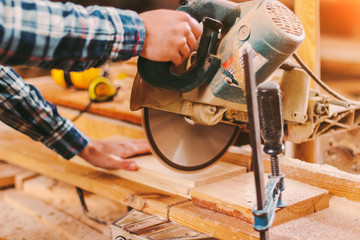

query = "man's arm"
[0, 0, 145, 71]
[0, 66, 150, 170]
[0, 0, 202, 70]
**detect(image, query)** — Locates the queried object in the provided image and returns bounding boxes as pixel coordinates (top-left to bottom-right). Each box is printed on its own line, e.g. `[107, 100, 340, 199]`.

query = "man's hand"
[78, 139, 151, 170]
[139, 9, 203, 66]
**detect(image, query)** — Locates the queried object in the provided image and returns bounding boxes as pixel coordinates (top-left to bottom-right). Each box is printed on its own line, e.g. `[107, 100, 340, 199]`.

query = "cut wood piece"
[0, 163, 26, 188]
[222, 145, 360, 202]
[191, 172, 330, 226]
[14, 170, 39, 190]
[4, 190, 108, 240]
[72, 154, 247, 197]
[23, 175, 128, 237]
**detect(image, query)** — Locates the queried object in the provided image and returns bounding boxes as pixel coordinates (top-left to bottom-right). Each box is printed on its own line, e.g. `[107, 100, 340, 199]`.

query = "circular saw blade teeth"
[142, 108, 239, 171]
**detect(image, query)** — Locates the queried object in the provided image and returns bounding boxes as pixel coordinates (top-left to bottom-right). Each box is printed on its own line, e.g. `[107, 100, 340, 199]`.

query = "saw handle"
[137, 17, 222, 92]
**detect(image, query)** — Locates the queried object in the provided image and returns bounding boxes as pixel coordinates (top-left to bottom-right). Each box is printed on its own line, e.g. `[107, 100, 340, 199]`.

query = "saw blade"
[143, 108, 239, 171]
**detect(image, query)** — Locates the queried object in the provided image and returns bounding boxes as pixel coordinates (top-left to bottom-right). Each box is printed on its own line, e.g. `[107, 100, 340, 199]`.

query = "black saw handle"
[137, 17, 222, 92]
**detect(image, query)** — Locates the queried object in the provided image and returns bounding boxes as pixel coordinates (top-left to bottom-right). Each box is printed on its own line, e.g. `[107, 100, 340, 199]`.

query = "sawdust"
[271, 196, 360, 240]
[0, 189, 65, 240]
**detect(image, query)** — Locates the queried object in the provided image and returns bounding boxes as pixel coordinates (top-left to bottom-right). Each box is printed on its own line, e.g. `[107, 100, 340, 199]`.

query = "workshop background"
[2, 0, 360, 240]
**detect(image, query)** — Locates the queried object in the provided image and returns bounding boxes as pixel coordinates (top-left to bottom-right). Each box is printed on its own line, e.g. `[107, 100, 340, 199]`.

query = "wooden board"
[225, 145, 360, 202]
[23, 175, 128, 236]
[0, 163, 27, 188]
[191, 172, 330, 226]
[4, 190, 108, 240]
[25, 73, 141, 125]
[72, 154, 246, 197]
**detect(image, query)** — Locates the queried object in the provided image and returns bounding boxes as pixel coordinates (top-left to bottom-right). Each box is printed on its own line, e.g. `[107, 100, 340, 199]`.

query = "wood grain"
[4, 190, 108, 240]
[191, 172, 330, 226]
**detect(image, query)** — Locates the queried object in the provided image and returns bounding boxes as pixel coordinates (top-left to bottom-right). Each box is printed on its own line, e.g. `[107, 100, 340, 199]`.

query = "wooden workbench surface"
[25, 62, 142, 125]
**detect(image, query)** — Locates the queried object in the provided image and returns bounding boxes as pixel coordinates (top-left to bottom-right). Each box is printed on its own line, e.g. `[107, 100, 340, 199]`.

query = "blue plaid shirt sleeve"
[0, 0, 146, 159]
[0, 0, 145, 71]
[0, 66, 89, 159]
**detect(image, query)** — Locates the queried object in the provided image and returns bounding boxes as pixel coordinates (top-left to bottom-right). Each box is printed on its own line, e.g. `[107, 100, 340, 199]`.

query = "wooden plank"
[58, 106, 144, 140]
[169, 201, 259, 240]
[4, 190, 108, 240]
[294, 0, 320, 75]
[191, 172, 330, 226]
[0, 189, 67, 239]
[14, 170, 39, 190]
[0, 163, 26, 188]
[0, 126, 259, 238]
[293, 0, 321, 164]
[228, 145, 360, 202]
[25, 74, 141, 124]
[23, 175, 128, 236]
[72, 154, 246, 197]
[0, 126, 187, 219]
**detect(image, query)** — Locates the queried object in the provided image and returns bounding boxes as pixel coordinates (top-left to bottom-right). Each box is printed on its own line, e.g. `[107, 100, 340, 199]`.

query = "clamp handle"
[137, 17, 222, 92]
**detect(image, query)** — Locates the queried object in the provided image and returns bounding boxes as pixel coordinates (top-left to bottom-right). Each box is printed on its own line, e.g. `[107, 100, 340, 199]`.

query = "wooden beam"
[0, 163, 26, 188]
[22, 175, 127, 236]
[73, 154, 246, 197]
[191, 172, 330, 226]
[4, 190, 108, 240]
[25, 75, 142, 125]
[293, 0, 321, 164]
[227, 146, 360, 202]
[169, 201, 259, 240]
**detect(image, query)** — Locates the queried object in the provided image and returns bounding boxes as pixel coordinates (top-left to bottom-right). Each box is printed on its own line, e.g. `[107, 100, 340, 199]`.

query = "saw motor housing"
[132, 0, 307, 134]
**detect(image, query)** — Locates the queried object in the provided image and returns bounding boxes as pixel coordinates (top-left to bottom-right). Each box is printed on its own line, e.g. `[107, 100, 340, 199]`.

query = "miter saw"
[131, 0, 360, 171]
[130, 0, 360, 236]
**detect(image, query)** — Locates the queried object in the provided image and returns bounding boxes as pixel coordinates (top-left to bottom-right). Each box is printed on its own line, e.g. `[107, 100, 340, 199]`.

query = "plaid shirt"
[0, 0, 146, 159]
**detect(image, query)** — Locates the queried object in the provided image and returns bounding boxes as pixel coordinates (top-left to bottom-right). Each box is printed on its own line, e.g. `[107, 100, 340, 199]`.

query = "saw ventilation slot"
[266, 1, 304, 37]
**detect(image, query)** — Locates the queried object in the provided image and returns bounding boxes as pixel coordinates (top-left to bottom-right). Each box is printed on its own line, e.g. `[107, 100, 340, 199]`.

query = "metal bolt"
[238, 25, 251, 41]
[314, 103, 326, 115]
[225, 77, 233, 84]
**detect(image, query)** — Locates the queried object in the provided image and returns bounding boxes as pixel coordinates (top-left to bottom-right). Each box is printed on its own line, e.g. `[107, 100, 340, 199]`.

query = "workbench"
[1, 60, 360, 239]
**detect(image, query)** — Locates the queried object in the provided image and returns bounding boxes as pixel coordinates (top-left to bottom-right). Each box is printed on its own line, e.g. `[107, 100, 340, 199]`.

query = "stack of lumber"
[2, 108, 360, 239]
[0, 165, 128, 240]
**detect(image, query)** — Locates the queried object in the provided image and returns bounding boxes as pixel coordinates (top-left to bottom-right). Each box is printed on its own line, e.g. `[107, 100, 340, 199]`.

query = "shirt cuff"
[109, 9, 146, 61]
[42, 118, 90, 160]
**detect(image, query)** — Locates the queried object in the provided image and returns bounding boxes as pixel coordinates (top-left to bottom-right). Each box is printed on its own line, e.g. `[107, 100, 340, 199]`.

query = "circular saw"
[131, 0, 307, 171]
[142, 107, 239, 171]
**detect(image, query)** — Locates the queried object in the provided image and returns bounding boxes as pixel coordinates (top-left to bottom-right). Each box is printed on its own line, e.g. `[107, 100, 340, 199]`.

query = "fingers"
[129, 139, 151, 156]
[187, 15, 203, 40]
[111, 158, 139, 171]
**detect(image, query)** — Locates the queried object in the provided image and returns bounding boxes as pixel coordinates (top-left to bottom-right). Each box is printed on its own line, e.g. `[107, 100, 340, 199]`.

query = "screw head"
[238, 25, 250, 41]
